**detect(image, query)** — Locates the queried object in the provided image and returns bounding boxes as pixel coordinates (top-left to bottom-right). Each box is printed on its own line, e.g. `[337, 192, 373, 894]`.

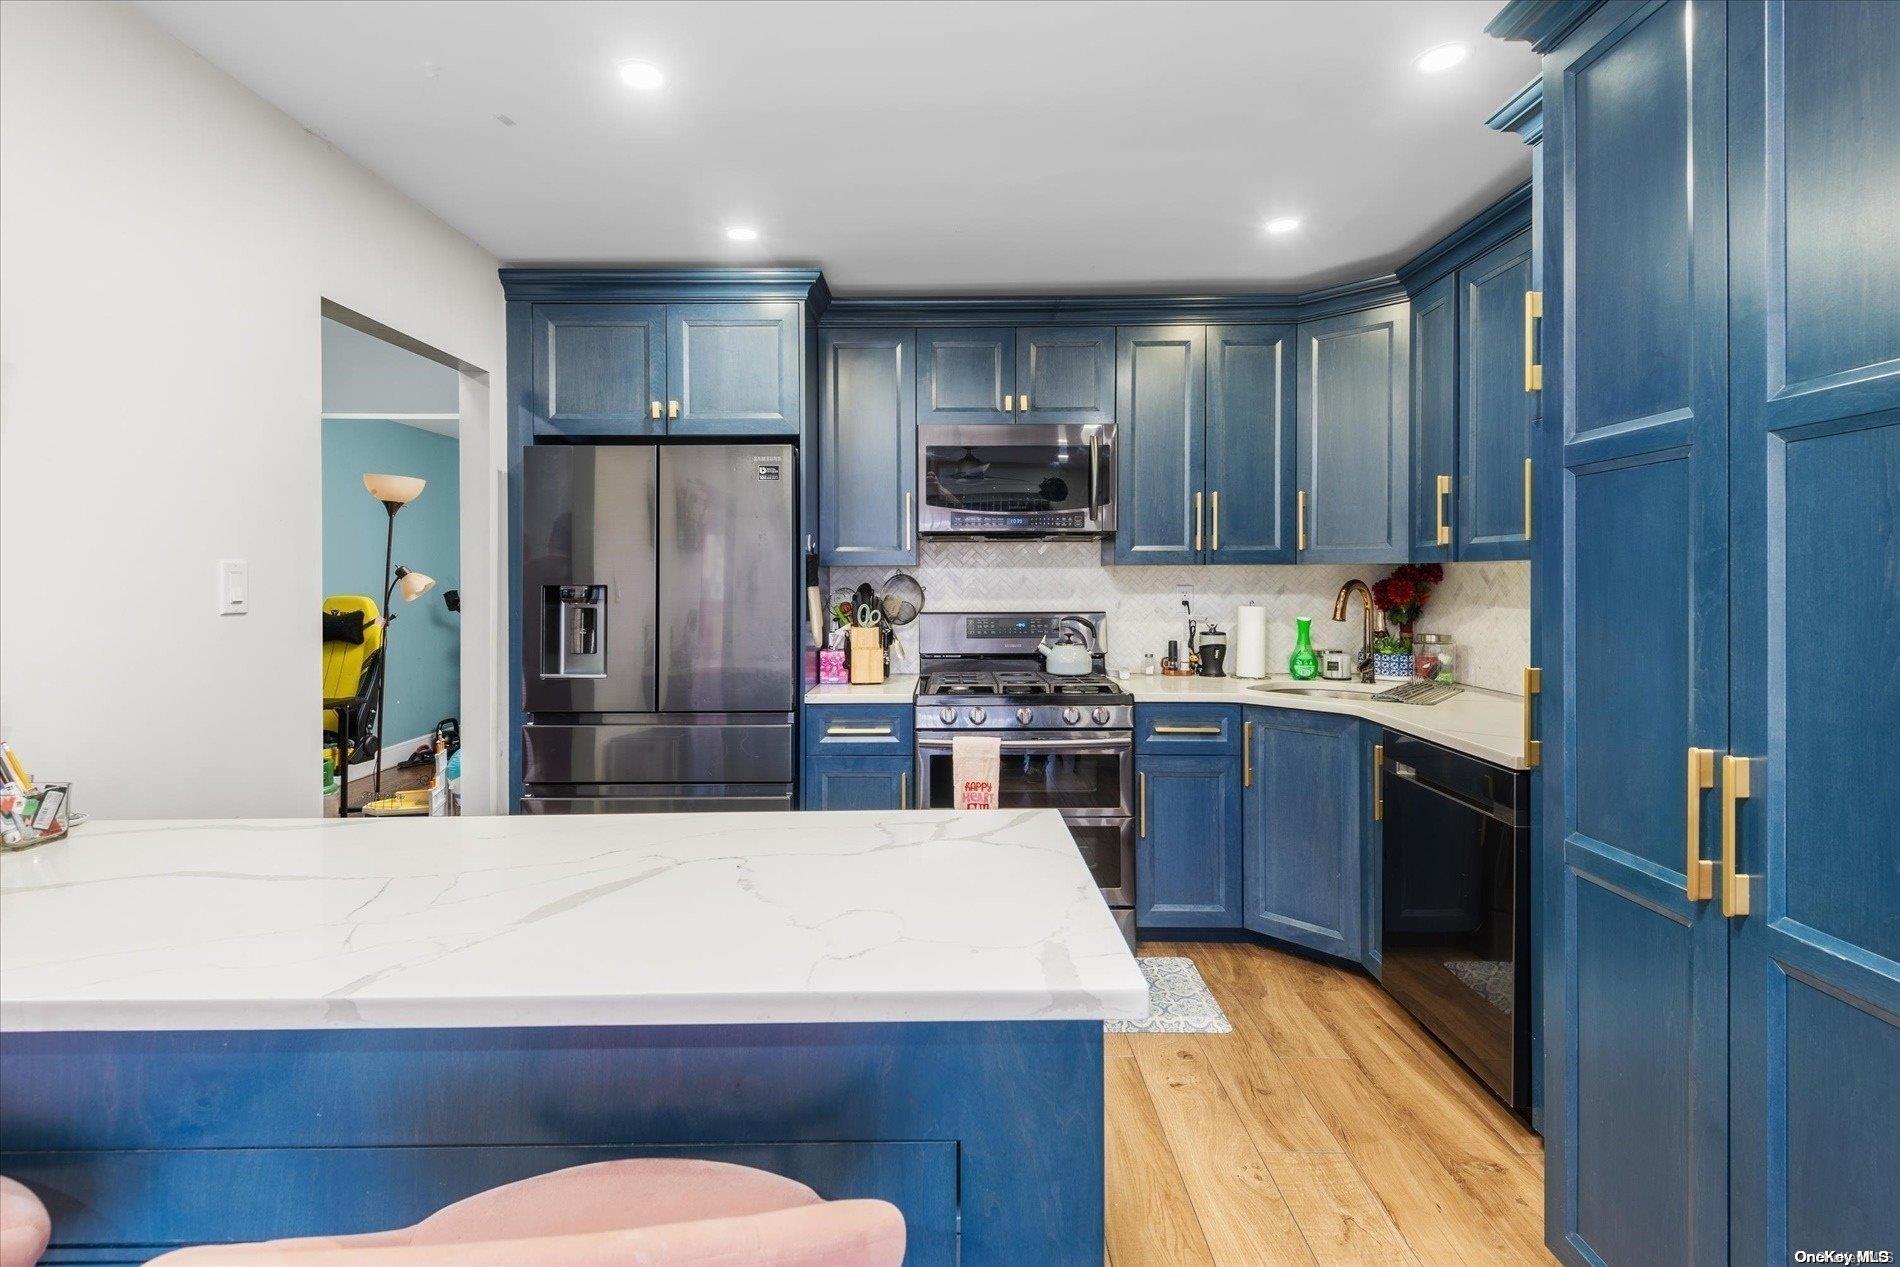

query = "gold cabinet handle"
[1019, 393, 1029, 411]
[1721, 755, 1753, 918]
[1435, 474, 1452, 546]
[650, 400, 663, 420]
[667, 399, 681, 419]
[1372, 742, 1384, 821]
[1210, 491, 1221, 551]
[1522, 666, 1543, 768]
[1297, 490, 1307, 552]
[1002, 394, 1014, 412]
[1523, 457, 1534, 540]
[1524, 289, 1543, 392]
[1153, 724, 1222, 735]
[903, 491, 914, 551]
[901, 771, 910, 810]
[1193, 491, 1204, 552]
[826, 725, 894, 737]
[1243, 720, 1254, 789]
[1138, 772, 1148, 839]
[1685, 747, 1716, 901]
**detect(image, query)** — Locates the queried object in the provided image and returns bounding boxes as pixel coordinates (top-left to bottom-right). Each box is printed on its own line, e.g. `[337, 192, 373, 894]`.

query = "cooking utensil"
[880, 572, 926, 625]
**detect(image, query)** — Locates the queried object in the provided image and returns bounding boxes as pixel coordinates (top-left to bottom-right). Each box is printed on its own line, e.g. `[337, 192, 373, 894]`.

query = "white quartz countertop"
[1126, 675, 1531, 769]
[0, 809, 1147, 1033]
[804, 674, 919, 704]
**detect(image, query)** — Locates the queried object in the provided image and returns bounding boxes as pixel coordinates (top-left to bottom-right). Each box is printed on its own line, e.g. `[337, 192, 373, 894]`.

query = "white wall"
[322, 317, 460, 419]
[0, 1, 508, 818]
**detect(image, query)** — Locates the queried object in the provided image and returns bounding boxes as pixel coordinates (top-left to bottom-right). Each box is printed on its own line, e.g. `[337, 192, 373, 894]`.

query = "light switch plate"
[218, 559, 248, 615]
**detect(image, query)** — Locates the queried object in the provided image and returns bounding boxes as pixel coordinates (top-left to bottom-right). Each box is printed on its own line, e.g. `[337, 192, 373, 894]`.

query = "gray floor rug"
[1105, 956, 1233, 1034]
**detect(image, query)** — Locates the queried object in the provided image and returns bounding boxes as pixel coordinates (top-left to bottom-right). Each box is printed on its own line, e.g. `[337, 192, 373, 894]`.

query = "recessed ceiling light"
[617, 60, 665, 91]
[1415, 43, 1469, 73]
[1264, 217, 1302, 235]
[725, 226, 759, 242]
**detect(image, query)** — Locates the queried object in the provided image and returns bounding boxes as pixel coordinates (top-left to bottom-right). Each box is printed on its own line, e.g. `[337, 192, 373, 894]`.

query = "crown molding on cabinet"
[1486, 0, 1604, 53]
[499, 267, 829, 308]
[1394, 181, 1533, 294]
[1486, 78, 1545, 144]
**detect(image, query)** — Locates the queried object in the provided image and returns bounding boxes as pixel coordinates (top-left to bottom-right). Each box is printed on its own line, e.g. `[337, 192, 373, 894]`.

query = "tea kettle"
[1036, 618, 1096, 676]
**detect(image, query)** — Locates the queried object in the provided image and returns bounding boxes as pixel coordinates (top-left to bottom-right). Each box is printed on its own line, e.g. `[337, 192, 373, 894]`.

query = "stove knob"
[1092, 707, 1112, 725]
[1016, 707, 1034, 726]
[939, 706, 958, 725]
[1062, 707, 1082, 726]
[969, 708, 988, 726]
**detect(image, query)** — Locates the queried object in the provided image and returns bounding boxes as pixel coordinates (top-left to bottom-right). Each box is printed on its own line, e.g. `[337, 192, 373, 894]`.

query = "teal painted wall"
[322, 420, 460, 753]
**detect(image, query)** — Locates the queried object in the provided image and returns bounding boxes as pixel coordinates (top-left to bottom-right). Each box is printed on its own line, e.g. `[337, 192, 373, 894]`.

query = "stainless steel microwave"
[917, 423, 1116, 538]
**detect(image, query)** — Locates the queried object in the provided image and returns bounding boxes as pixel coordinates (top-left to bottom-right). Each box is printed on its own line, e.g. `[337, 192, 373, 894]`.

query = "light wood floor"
[1106, 941, 1555, 1267]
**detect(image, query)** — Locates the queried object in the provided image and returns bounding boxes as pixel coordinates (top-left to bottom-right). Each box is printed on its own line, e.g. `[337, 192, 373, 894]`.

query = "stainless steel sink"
[1248, 684, 1378, 701]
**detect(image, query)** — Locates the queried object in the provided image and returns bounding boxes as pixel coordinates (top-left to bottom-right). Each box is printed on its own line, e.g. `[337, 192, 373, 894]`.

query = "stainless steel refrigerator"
[520, 443, 797, 812]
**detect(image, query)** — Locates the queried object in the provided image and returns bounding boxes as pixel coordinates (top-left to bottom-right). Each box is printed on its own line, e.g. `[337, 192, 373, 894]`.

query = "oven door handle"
[916, 736, 1131, 751]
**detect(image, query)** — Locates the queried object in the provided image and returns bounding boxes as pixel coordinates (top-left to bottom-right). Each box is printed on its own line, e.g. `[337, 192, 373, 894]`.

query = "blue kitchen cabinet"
[917, 327, 1014, 424]
[666, 302, 801, 435]
[1409, 276, 1458, 562]
[1457, 231, 1535, 560]
[1134, 705, 1243, 930]
[1115, 324, 1294, 566]
[818, 328, 917, 566]
[802, 705, 914, 810]
[1205, 324, 1297, 563]
[1113, 325, 1205, 564]
[1015, 327, 1115, 425]
[1241, 707, 1364, 961]
[529, 303, 667, 436]
[1295, 302, 1410, 563]
[1726, 3, 1900, 1263]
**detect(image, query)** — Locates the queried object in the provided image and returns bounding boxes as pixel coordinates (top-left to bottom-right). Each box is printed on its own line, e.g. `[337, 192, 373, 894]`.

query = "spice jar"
[1413, 632, 1456, 683]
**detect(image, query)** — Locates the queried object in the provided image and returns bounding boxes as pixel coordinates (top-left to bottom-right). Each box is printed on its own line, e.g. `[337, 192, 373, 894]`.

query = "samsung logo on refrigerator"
[755, 460, 782, 481]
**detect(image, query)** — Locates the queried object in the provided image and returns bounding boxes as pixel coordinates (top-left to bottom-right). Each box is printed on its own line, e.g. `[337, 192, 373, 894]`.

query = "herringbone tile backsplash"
[829, 543, 1530, 694]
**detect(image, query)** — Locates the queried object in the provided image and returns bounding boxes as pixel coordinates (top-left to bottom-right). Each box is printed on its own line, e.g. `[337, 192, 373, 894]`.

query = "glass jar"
[1413, 632, 1456, 683]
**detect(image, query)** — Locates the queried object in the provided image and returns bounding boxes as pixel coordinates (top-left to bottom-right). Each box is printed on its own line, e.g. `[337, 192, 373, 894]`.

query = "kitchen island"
[0, 809, 1146, 1265]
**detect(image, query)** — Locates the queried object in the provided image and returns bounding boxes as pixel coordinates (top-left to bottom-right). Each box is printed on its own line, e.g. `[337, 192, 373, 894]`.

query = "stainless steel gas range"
[911, 611, 1136, 945]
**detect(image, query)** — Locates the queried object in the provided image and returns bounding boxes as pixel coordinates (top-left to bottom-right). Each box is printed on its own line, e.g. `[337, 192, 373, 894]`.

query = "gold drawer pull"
[1019, 393, 1029, 411]
[1721, 755, 1753, 918]
[649, 400, 663, 420]
[667, 399, 681, 419]
[1002, 394, 1014, 411]
[1522, 666, 1542, 768]
[1524, 289, 1543, 392]
[1685, 747, 1715, 901]
[1243, 720, 1254, 788]
[1153, 724, 1223, 735]
[826, 725, 894, 737]
[1435, 474, 1452, 546]
[1372, 742, 1384, 821]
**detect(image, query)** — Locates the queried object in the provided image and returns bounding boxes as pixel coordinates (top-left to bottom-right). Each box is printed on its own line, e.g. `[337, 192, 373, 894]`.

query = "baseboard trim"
[346, 732, 432, 779]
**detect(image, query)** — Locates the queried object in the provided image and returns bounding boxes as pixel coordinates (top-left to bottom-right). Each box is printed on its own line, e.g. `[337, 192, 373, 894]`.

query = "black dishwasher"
[1380, 731, 1531, 1115]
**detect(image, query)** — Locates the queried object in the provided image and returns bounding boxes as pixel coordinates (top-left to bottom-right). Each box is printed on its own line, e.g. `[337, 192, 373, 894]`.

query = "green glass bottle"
[1289, 616, 1320, 680]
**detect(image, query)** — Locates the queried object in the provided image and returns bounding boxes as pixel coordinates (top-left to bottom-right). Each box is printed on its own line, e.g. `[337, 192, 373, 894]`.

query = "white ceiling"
[137, 0, 1537, 294]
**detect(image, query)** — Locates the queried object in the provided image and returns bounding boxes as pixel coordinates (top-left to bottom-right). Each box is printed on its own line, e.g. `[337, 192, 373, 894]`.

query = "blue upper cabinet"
[666, 301, 801, 435]
[1726, 4, 1900, 1263]
[1015, 327, 1115, 425]
[529, 303, 666, 436]
[1457, 231, 1535, 560]
[1113, 325, 1205, 564]
[1205, 324, 1297, 564]
[1242, 707, 1364, 961]
[819, 328, 917, 566]
[1295, 301, 1410, 563]
[1409, 276, 1458, 562]
[917, 328, 1014, 425]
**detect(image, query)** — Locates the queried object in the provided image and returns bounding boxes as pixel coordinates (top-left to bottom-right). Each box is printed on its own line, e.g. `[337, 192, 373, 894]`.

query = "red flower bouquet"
[1370, 563, 1443, 650]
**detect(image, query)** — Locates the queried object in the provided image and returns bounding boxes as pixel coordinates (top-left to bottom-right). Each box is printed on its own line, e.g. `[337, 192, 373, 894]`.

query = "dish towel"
[951, 735, 1001, 810]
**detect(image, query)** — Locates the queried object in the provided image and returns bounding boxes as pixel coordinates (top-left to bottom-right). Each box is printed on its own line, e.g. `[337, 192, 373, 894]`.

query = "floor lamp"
[362, 473, 435, 800]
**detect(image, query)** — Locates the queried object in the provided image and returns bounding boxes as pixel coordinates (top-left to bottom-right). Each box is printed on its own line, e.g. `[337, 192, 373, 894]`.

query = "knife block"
[848, 626, 886, 684]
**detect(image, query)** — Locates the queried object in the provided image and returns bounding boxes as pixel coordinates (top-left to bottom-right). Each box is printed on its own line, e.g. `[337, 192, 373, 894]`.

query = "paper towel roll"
[1234, 602, 1269, 679]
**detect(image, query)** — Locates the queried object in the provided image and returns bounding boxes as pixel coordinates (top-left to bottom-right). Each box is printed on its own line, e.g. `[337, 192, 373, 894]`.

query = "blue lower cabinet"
[1242, 707, 1365, 961]
[802, 706, 914, 810]
[1136, 753, 1243, 929]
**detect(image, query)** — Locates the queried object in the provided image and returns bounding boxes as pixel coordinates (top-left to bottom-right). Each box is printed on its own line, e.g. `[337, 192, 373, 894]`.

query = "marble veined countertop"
[0, 809, 1147, 1033]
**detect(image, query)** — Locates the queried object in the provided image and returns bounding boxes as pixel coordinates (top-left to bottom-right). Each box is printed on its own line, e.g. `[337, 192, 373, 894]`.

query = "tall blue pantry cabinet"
[1493, 2, 1899, 1262]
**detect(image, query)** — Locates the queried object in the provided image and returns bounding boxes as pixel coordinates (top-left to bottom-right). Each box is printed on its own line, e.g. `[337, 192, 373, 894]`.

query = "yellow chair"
[322, 596, 384, 811]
